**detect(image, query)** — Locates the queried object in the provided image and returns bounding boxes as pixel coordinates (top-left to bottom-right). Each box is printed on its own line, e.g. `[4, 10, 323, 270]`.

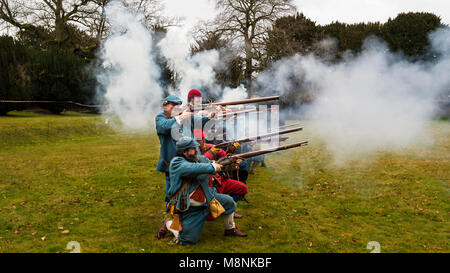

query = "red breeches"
[216, 178, 248, 195]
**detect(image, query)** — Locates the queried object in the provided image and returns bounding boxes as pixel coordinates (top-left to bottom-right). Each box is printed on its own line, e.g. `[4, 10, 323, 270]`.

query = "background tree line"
[0, 0, 174, 114]
[194, 9, 445, 106]
[0, 0, 446, 115]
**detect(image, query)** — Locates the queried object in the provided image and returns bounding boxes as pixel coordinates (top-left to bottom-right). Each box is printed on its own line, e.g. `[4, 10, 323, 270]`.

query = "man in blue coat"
[157, 137, 247, 245]
[155, 95, 192, 202]
[155, 94, 215, 202]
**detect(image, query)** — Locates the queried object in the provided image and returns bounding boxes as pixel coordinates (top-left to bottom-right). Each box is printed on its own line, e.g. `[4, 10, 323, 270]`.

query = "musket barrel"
[237, 141, 308, 159]
[214, 127, 303, 149]
[217, 141, 308, 165]
[271, 123, 301, 131]
[216, 107, 270, 119]
[203, 96, 280, 108]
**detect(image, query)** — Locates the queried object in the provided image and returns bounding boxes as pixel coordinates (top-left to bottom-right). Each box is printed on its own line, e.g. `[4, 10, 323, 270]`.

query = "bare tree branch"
[205, 0, 295, 93]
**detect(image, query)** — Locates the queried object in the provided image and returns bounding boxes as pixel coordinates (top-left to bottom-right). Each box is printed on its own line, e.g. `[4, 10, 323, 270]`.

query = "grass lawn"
[0, 111, 448, 253]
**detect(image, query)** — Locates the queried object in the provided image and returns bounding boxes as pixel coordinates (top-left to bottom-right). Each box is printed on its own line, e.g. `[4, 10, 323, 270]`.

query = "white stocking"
[166, 220, 179, 239]
[223, 212, 236, 230]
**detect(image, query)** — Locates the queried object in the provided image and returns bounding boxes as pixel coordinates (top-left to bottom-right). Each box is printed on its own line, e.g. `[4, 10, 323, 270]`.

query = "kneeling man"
[157, 137, 246, 245]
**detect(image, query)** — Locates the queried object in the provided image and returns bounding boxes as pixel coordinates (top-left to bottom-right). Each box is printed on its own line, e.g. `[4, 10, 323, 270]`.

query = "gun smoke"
[257, 29, 450, 163]
[97, 0, 449, 165]
[96, 1, 247, 130]
[96, 0, 164, 130]
[157, 27, 248, 101]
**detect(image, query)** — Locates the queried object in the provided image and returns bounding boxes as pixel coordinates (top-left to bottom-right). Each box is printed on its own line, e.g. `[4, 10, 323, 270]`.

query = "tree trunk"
[54, 0, 64, 43]
[244, 38, 253, 97]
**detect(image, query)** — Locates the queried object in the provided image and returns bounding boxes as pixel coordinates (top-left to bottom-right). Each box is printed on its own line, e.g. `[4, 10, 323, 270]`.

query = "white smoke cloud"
[157, 27, 250, 102]
[96, 1, 250, 131]
[257, 29, 450, 164]
[157, 27, 221, 100]
[222, 85, 248, 101]
[96, 0, 163, 130]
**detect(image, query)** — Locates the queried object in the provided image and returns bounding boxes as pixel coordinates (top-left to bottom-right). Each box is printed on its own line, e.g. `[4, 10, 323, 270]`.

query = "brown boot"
[234, 213, 243, 219]
[156, 219, 169, 240]
[224, 227, 247, 237]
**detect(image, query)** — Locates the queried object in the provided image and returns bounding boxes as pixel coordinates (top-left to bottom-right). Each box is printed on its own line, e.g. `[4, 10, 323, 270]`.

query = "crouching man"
[157, 137, 246, 245]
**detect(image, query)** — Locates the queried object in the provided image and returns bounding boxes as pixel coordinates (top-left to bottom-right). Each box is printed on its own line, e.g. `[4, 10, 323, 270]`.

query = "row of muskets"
[186, 95, 308, 166]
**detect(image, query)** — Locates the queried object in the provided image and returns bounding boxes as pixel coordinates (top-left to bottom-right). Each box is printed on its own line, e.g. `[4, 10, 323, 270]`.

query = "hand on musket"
[217, 155, 244, 171]
[170, 105, 192, 118]
[196, 110, 209, 116]
[211, 162, 223, 172]
[201, 104, 228, 118]
[228, 158, 243, 171]
[178, 109, 193, 121]
[227, 142, 241, 154]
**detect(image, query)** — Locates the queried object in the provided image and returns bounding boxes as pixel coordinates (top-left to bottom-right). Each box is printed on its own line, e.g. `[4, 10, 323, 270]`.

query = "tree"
[0, 35, 32, 114]
[381, 12, 442, 58]
[265, 13, 320, 63]
[86, 0, 179, 41]
[191, 30, 245, 90]
[210, 0, 296, 95]
[320, 21, 383, 59]
[0, 0, 96, 43]
[0, 0, 175, 49]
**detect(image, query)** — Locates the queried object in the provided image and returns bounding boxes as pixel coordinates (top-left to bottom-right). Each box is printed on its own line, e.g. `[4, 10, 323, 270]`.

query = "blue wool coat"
[168, 155, 236, 245]
[156, 112, 212, 200]
[168, 155, 217, 207]
[155, 112, 178, 173]
[155, 112, 211, 173]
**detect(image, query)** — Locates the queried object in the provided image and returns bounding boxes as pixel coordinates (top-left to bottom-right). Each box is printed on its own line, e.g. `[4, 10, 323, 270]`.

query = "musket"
[259, 136, 289, 143]
[271, 123, 301, 131]
[216, 107, 268, 119]
[216, 141, 308, 166]
[172, 96, 279, 117]
[214, 127, 303, 149]
[205, 96, 279, 108]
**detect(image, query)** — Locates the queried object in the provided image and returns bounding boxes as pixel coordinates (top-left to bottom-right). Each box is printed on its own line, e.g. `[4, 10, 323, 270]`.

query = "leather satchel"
[208, 198, 226, 218]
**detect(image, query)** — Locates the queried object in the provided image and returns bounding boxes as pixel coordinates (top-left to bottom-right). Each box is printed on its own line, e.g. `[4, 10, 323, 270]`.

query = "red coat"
[202, 144, 227, 189]
[201, 144, 247, 195]
[202, 144, 248, 222]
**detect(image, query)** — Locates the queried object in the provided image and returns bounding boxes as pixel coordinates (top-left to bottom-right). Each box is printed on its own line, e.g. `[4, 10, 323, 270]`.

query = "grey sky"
[164, 0, 449, 28]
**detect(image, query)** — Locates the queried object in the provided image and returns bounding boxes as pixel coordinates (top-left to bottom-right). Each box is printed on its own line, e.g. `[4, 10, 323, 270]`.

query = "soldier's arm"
[155, 115, 177, 135]
[191, 115, 212, 127]
[172, 158, 217, 177]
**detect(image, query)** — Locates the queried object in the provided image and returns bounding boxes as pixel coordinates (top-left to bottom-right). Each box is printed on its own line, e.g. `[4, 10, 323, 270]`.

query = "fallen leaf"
[58, 226, 63, 230]
[41, 236, 46, 241]
[61, 230, 70, 234]
[14, 230, 21, 235]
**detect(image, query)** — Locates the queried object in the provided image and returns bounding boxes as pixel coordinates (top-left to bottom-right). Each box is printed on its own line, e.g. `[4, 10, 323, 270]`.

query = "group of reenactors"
[155, 89, 262, 245]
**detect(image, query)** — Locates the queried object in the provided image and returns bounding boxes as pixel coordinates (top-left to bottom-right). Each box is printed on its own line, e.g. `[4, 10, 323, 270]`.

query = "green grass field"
[0, 111, 448, 253]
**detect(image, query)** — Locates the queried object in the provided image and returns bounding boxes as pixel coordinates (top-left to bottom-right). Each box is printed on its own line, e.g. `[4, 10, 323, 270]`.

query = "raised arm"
[170, 157, 216, 177]
[155, 114, 177, 135]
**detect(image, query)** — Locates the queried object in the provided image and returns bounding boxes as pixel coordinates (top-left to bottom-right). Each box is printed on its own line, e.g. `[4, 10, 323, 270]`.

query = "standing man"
[155, 95, 192, 202]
